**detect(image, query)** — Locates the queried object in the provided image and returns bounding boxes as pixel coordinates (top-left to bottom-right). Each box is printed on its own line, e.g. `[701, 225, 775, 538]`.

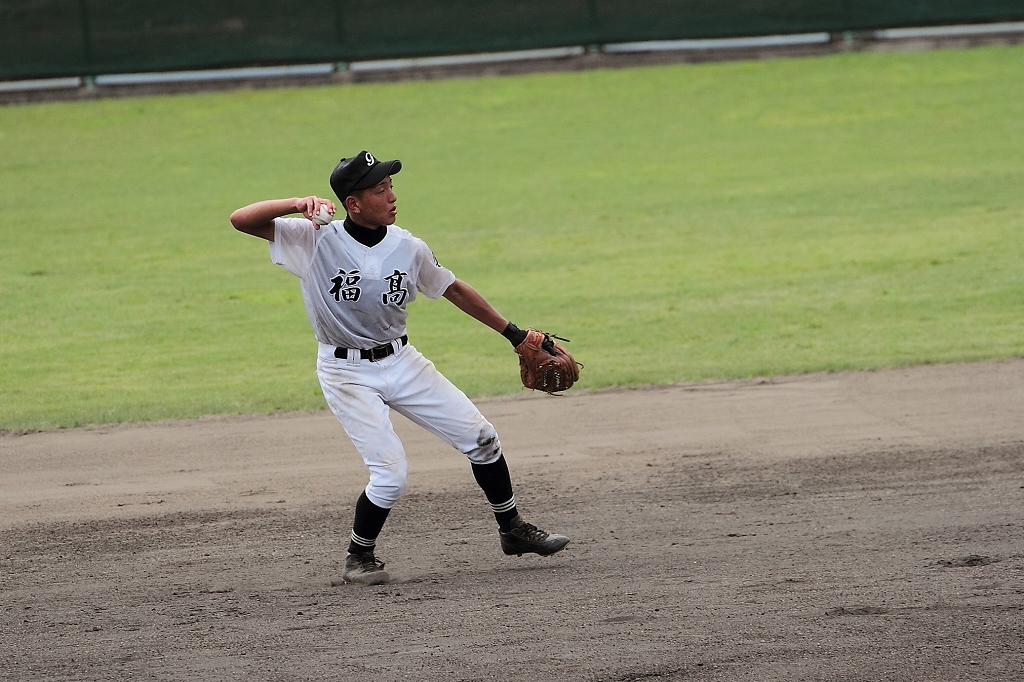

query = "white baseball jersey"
[270, 217, 456, 349]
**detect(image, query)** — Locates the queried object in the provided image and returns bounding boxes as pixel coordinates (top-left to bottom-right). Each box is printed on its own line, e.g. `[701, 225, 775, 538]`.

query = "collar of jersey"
[343, 215, 388, 248]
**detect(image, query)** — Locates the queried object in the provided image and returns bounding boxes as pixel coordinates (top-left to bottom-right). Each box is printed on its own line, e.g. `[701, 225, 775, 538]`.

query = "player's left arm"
[442, 279, 508, 333]
[444, 280, 578, 390]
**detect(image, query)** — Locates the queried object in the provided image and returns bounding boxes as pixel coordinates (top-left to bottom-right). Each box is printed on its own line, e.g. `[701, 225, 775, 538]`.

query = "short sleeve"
[413, 239, 456, 299]
[269, 217, 316, 278]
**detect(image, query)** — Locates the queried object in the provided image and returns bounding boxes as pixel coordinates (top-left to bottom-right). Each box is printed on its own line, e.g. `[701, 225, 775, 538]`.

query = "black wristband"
[502, 322, 528, 348]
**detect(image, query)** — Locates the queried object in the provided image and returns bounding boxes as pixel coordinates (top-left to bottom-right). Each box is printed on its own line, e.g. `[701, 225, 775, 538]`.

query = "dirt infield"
[2, 360, 1023, 681]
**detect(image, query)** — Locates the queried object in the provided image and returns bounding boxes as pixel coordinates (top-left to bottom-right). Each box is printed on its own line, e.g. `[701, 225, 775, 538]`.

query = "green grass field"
[2, 45, 1023, 431]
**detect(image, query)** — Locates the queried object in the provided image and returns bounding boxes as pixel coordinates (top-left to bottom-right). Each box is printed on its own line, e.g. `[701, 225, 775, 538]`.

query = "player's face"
[349, 176, 397, 228]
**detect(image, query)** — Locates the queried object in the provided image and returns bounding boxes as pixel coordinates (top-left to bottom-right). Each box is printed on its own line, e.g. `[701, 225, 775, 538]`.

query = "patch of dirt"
[2, 359, 1023, 680]
[934, 555, 1001, 568]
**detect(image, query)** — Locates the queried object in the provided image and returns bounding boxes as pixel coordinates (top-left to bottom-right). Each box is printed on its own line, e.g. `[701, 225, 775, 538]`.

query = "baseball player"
[229, 151, 569, 585]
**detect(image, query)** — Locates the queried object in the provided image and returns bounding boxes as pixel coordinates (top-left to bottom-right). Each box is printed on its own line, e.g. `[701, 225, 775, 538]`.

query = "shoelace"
[357, 555, 386, 571]
[515, 521, 548, 541]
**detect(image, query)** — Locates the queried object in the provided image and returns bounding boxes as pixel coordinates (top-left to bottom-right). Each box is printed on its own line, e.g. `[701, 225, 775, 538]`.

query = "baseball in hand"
[313, 203, 334, 226]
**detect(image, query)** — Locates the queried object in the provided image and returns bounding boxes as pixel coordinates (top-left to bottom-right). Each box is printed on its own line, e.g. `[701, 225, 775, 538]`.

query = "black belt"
[334, 335, 408, 362]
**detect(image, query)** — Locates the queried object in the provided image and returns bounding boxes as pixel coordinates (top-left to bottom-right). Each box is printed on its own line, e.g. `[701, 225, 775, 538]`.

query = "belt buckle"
[370, 344, 389, 362]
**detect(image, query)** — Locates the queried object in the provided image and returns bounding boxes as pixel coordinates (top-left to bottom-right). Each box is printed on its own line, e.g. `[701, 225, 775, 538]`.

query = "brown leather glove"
[514, 329, 580, 394]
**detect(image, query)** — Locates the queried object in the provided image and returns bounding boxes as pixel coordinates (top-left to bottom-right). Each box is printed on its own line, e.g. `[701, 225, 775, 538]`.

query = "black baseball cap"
[329, 151, 402, 200]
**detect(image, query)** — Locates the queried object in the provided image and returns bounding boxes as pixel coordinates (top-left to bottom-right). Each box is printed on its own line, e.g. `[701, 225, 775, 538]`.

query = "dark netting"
[2, 0, 1024, 80]
[81, 0, 341, 71]
[591, 0, 1024, 43]
[0, 0, 89, 78]
[338, 0, 597, 60]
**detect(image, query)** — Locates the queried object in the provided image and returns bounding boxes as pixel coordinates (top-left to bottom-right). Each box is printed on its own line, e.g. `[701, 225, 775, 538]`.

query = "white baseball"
[313, 203, 334, 226]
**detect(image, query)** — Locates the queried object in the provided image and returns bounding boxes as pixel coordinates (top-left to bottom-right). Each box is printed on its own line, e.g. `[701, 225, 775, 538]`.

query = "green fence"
[3, 1, 1024, 80]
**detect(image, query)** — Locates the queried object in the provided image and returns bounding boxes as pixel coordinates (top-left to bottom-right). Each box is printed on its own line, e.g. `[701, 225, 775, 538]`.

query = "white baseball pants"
[316, 341, 502, 509]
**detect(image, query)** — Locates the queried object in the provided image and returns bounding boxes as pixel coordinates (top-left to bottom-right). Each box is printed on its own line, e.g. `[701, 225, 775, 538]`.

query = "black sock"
[471, 454, 519, 532]
[348, 491, 391, 554]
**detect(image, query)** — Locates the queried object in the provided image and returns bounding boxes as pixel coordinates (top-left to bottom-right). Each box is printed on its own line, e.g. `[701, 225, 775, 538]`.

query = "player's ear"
[343, 194, 360, 214]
